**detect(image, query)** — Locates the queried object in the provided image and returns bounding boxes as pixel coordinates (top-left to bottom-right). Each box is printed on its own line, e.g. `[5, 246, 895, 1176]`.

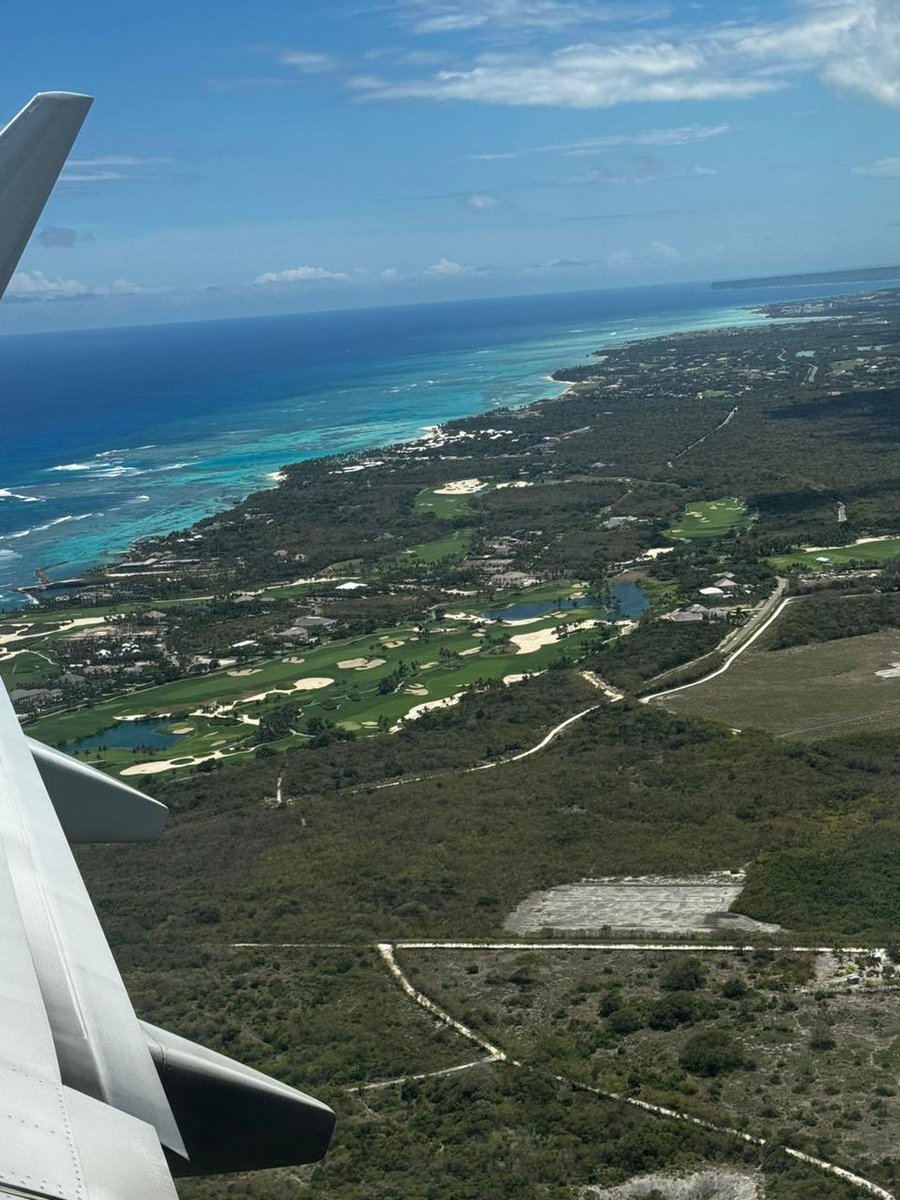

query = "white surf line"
[348, 1058, 491, 1094]
[641, 593, 794, 704]
[381, 941, 895, 1200]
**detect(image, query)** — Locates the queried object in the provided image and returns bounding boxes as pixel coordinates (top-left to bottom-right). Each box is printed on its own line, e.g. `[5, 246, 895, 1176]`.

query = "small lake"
[609, 580, 651, 618]
[484, 581, 649, 623]
[65, 718, 185, 755]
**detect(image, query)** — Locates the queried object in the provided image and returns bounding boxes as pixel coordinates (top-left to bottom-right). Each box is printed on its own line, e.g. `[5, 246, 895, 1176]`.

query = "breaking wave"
[0, 513, 100, 541]
[0, 488, 43, 503]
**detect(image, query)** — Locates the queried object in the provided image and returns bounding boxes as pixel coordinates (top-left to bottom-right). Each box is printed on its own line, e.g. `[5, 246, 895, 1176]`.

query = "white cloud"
[465, 192, 500, 210]
[425, 257, 469, 275]
[650, 240, 682, 262]
[254, 265, 351, 283]
[67, 155, 172, 167]
[4, 272, 144, 302]
[350, 40, 783, 108]
[853, 155, 900, 178]
[96, 278, 144, 296]
[471, 124, 732, 160]
[395, 0, 654, 36]
[350, 1, 900, 110]
[6, 271, 89, 300]
[278, 50, 341, 73]
[61, 155, 173, 185]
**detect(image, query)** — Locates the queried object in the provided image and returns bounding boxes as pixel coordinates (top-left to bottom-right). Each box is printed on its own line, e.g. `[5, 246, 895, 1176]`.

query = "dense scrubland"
[53, 290, 900, 1196]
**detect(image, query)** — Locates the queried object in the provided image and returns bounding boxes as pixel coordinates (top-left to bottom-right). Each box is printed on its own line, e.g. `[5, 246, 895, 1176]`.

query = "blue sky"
[2, 0, 900, 330]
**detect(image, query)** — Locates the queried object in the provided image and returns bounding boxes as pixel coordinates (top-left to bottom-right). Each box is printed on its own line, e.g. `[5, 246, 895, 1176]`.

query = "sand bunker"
[243, 677, 333, 703]
[227, 668, 261, 676]
[169, 726, 193, 735]
[393, 692, 464, 730]
[433, 479, 486, 495]
[459, 646, 481, 656]
[381, 639, 405, 649]
[505, 873, 780, 935]
[876, 659, 900, 678]
[121, 748, 242, 777]
[510, 627, 559, 654]
[510, 618, 600, 654]
[337, 656, 386, 669]
[404, 685, 429, 696]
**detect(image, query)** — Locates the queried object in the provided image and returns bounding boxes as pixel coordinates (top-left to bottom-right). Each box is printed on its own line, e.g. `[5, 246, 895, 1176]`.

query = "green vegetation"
[404, 526, 474, 562]
[77, 689, 900, 947]
[667, 498, 752, 541]
[401, 946, 900, 1191]
[27, 608, 613, 773]
[770, 538, 900, 572]
[585, 617, 723, 692]
[22, 290, 900, 1197]
[769, 591, 900, 650]
[413, 483, 478, 519]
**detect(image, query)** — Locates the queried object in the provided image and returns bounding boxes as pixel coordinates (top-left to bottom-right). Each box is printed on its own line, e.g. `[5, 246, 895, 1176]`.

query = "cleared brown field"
[653, 629, 900, 740]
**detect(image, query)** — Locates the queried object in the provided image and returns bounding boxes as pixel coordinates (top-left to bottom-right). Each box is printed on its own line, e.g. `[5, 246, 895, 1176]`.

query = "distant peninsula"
[712, 264, 900, 290]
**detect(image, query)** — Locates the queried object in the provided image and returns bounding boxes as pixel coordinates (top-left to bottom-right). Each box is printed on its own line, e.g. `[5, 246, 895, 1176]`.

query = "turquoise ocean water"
[0, 281, 875, 606]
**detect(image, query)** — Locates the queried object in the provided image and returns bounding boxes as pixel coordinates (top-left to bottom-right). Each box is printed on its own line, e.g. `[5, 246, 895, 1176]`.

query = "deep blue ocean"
[0, 280, 876, 606]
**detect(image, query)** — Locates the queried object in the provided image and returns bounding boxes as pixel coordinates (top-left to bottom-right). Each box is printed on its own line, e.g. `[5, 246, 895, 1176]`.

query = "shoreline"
[1, 295, 799, 607]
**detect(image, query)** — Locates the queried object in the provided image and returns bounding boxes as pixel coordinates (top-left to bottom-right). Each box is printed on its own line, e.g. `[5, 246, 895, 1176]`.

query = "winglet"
[27, 738, 169, 843]
[0, 91, 92, 300]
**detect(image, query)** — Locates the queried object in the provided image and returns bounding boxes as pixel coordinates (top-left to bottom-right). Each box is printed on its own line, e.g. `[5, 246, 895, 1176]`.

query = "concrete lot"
[505, 875, 780, 935]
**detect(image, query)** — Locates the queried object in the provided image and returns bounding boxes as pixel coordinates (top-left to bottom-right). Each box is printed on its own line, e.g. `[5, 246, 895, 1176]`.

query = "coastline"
[0, 283, 849, 608]
[14, 312, 761, 603]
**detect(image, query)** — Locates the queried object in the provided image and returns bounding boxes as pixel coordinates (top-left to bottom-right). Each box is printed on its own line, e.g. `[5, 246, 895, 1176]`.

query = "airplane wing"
[0, 95, 334, 1197]
[0, 92, 93, 298]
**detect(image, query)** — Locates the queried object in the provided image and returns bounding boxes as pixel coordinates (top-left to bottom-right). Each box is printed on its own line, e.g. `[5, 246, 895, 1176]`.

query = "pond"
[609, 580, 651, 618]
[65, 718, 185, 755]
[484, 581, 649, 623]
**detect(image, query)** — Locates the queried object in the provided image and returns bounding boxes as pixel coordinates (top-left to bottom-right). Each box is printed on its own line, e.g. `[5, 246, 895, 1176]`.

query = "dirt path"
[668, 406, 738, 467]
[375, 941, 894, 1200]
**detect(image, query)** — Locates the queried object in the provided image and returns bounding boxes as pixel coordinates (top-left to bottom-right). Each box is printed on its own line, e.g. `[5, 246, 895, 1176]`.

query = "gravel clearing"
[505, 874, 780, 935]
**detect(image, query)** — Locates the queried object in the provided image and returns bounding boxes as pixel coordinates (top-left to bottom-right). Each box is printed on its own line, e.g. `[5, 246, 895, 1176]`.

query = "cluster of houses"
[460, 535, 542, 590]
[667, 572, 746, 623]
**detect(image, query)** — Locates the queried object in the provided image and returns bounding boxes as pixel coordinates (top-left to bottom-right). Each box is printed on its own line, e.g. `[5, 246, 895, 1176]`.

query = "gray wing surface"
[0, 92, 92, 298]
[0, 684, 182, 1198]
[0, 93, 334, 1196]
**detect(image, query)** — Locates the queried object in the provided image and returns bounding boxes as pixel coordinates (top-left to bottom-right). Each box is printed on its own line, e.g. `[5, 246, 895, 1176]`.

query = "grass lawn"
[413, 485, 481, 519]
[666, 497, 752, 541]
[403, 527, 474, 563]
[656, 628, 900, 740]
[769, 537, 900, 572]
[28, 607, 615, 771]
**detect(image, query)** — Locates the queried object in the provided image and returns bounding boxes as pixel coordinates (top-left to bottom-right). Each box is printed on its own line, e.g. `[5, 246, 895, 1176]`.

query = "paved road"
[642, 580, 790, 705]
